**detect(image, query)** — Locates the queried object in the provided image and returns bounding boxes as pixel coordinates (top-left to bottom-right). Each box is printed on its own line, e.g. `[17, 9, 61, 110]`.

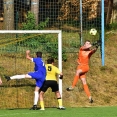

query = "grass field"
[0, 106, 117, 117]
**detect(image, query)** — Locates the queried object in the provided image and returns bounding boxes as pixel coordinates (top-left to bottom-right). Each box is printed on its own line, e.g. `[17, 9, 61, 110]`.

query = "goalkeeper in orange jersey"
[39, 58, 65, 110]
[66, 40, 98, 103]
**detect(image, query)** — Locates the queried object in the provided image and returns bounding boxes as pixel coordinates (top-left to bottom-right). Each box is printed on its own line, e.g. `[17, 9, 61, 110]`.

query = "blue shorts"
[28, 71, 46, 88]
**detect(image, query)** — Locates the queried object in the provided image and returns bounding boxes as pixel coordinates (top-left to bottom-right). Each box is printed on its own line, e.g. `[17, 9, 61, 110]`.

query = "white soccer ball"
[89, 28, 97, 36]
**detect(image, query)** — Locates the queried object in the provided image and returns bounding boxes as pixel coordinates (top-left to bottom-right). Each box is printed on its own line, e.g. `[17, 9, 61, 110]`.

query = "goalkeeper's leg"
[66, 69, 82, 91]
[81, 77, 93, 103]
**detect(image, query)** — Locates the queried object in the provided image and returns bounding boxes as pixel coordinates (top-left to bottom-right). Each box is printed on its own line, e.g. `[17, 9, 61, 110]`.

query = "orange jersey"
[77, 47, 95, 65]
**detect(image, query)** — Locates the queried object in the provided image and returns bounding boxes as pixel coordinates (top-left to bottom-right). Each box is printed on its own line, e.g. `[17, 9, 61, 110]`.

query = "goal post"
[0, 30, 63, 96]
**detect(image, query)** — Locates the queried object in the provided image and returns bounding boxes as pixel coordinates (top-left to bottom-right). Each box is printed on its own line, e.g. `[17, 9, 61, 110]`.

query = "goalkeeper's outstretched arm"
[92, 40, 101, 48]
[92, 40, 101, 52]
[91, 44, 99, 53]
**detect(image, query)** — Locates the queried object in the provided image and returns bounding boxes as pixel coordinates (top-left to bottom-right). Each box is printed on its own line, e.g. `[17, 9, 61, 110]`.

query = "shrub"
[20, 12, 67, 61]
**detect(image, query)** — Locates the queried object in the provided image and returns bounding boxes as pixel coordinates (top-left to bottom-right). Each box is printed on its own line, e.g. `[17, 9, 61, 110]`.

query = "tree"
[31, 0, 39, 25]
[3, 0, 14, 30]
[106, 0, 113, 25]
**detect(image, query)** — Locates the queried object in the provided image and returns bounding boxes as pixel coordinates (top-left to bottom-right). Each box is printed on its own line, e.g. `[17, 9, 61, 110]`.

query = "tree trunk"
[31, 0, 39, 25]
[106, 0, 113, 25]
[3, 0, 14, 30]
[110, 0, 117, 23]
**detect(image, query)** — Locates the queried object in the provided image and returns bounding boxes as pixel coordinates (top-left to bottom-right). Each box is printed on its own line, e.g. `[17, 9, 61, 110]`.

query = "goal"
[0, 30, 63, 108]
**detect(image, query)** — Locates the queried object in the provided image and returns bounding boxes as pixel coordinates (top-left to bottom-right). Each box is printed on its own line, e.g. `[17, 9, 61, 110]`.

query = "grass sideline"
[0, 106, 117, 117]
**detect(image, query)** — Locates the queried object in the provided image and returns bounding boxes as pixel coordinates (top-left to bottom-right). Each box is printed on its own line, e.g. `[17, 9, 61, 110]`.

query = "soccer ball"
[89, 28, 97, 36]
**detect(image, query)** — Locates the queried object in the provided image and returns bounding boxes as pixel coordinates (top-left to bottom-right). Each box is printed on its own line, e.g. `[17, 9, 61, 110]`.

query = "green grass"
[0, 106, 117, 117]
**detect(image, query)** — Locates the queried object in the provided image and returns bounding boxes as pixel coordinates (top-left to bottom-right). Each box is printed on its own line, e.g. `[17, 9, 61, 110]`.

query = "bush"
[20, 11, 67, 61]
[106, 23, 117, 31]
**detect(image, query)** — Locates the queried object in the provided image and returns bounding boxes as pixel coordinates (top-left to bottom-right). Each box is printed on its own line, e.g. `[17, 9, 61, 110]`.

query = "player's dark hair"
[36, 51, 42, 58]
[85, 40, 91, 43]
[47, 58, 54, 64]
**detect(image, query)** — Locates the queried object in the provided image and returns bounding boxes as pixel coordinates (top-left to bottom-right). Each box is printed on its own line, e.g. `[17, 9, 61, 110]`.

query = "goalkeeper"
[66, 40, 99, 103]
[39, 58, 65, 110]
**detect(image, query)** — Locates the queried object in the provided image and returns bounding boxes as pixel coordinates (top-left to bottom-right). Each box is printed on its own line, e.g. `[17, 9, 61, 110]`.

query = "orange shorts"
[77, 65, 89, 78]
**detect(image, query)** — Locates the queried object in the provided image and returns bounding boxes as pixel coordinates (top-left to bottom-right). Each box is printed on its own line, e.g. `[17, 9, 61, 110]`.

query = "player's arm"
[26, 50, 33, 61]
[91, 41, 100, 53]
[0, 77, 2, 85]
[56, 68, 63, 79]
[91, 47, 97, 53]
[59, 72, 63, 79]
[92, 40, 101, 49]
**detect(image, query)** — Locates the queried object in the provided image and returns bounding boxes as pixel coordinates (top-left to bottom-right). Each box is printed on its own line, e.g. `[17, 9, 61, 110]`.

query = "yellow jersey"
[45, 64, 61, 81]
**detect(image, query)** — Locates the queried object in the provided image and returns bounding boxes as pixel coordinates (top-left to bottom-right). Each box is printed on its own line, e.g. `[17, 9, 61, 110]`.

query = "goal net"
[0, 30, 62, 109]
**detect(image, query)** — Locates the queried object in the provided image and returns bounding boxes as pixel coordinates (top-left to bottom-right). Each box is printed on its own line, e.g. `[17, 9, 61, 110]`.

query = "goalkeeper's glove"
[92, 40, 101, 48]
[95, 43, 99, 48]
[59, 75, 63, 79]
